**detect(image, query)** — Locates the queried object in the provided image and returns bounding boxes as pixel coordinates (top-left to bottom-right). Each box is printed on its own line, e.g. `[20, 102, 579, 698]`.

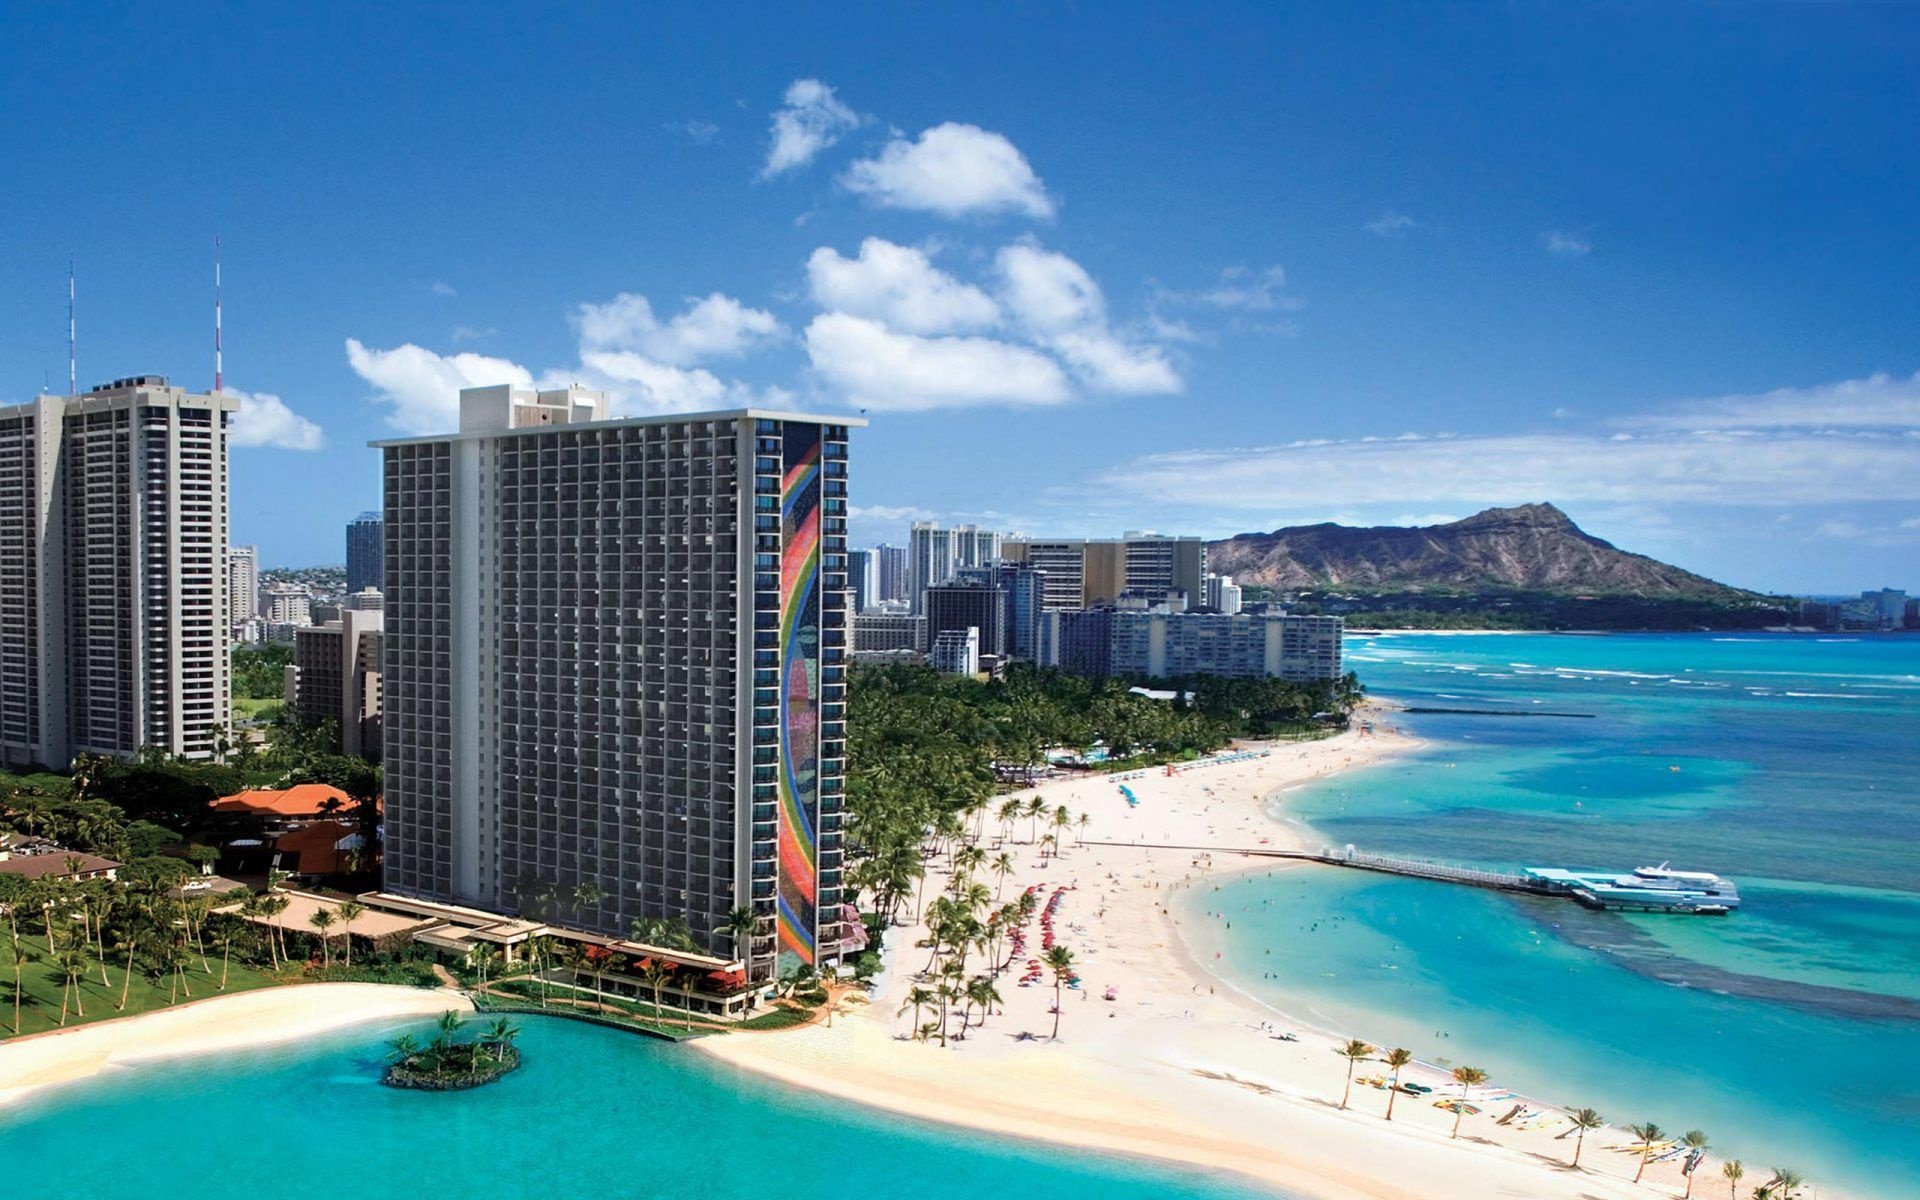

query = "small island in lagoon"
[382, 1012, 521, 1091]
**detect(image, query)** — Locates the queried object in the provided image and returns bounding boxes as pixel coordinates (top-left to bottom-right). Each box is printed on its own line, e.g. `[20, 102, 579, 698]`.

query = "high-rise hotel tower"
[374, 384, 858, 980]
[0, 376, 236, 767]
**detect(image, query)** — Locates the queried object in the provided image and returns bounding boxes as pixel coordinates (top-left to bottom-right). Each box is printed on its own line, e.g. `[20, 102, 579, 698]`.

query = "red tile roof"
[214, 783, 357, 818]
[272, 820, 359, 876]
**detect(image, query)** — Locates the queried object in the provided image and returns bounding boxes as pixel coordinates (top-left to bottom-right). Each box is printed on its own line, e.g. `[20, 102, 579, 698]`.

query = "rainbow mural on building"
[776, 424, 822, 965]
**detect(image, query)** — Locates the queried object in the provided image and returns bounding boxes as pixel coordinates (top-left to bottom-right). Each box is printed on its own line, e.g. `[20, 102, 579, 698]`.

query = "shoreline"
[697, 713, 1841, 1200]
[0, 982, 472, 1111]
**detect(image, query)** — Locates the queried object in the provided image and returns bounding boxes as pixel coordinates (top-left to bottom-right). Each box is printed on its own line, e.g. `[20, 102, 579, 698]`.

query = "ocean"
[1182, 631, 1919, 1198]
[0, 1014, 1276, 1200]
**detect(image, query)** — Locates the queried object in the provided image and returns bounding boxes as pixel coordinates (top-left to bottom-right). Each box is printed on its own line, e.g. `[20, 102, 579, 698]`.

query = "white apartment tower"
[905, 521, 1002, 615]
[0, 376, 236, 766]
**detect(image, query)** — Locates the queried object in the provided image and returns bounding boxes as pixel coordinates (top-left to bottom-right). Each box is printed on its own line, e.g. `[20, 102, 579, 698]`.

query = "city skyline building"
[925, 578, 1010, 664]
[1001, 532, 1207, 610]
[872, 543, 907, 604]
[848, 546, 878, 613]
[373, 383, 858, 980]
[346, 510, 384, 593]
[288, 606, 385, 759]
[1204, 572, 1243, 615]
[0, 376, 235, 767]
[905, 521, 1004, 614]
[928, 626, 980, 676]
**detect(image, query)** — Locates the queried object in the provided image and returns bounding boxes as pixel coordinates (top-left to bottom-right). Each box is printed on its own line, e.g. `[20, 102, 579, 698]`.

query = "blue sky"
[2, 3, 1916, 593]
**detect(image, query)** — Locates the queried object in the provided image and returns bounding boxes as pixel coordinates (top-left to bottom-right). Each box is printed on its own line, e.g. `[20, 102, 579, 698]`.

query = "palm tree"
[431, 1008, 464, 1063]
[573, 879, 604, 923]
[1382, 1047, 1413, 1120]
[641, 959, 672, 1019]
[529, 935, 558, 1007]
[112, 917, 142, 1010]
[483, 1017, 520, 1057]
[1568, 1108, 1604, 1169]
[720, 905, 758, 965]
[1680, 1130, 1710, 1198]
[1043, 944, 1075, 1039]
[1448, 1066, 1488, 1138]
[8, 939, 26, 1034]
[899, 985, 935, 1040]
[965, 977, 1002, 1028]
[472, 944, 500, 990]
[996, 798, 1022, 844]
[1051, 805, 1072, 851]
[1755, 1167, 1804, 1199]
[334, 900, 366, 967]
[387, 1033, 420, 1063]
[989, 852, 1014, 901]
[56, 945, 90, 1023]
[1075, 812, 1090, 845]
[1627, 1122, 1666, 1183]
[934, 979, 960, 1046]
[308, 908, 336, 968]
[1335, 1039, 1374, 1109]
[1023, 797, 1045, 843]
[1720, 1160, 1743, 1199]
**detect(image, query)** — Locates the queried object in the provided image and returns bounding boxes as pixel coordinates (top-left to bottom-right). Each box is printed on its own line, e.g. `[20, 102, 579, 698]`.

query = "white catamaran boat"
[1521, 863, 1741, 914]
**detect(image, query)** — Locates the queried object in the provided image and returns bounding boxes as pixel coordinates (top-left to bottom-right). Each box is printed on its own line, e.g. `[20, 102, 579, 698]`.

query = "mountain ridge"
[1207, 504, 1753, 598]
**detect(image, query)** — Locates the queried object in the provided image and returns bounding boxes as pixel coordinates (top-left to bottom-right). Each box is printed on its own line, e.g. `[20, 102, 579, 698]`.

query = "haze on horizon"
[2, 4, 1915, 594]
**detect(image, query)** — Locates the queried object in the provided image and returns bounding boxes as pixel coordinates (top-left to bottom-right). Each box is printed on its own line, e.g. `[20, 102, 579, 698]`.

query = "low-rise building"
[1040, 608, 1342, 682]
[0, 835, 119, 882]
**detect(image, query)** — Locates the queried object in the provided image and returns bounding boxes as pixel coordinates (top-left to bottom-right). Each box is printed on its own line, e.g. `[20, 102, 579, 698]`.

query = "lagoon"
[0, 1014, 1279, 1200]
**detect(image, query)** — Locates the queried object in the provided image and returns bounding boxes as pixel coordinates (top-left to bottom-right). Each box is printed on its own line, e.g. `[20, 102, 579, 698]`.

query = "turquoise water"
[0, 1015, 1277, 1200]
[1184, 632, 1920, 1198]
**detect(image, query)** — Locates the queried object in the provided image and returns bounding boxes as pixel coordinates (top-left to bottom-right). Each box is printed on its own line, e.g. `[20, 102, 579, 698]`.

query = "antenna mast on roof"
[214, 235, 224, 393]
[67, 255, 76, 396]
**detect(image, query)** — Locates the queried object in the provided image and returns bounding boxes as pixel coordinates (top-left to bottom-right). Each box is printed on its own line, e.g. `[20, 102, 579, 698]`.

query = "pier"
[1082, 841, 1736, 913]
[1084, 840, 1548, 894]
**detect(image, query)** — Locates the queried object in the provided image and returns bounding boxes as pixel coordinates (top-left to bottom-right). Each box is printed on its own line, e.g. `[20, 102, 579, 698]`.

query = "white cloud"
[804, 312, 1070, 411]
[431, 281, 457, 297]
[762, 79, 859, 177]
[1364, 213, 1418, 237]
[849, 504, 940, 522]
[1625, 371, 1920, 432]
[996, 241, 1180, 394]
[1193, 265, 1296, 312]
[1095, 428, 1920, 511]
[574, 292, 784, 366]
[1543, 230, 1592, 257]
[346, 338, 533, 434]
[673, 119, 720, 143]
[842, 123, 1055, 219]
[566, 351, 758, 416]
[225, 389, 324, 450]
[806, 238, 1000, 334]
[451, 325, 498, 343]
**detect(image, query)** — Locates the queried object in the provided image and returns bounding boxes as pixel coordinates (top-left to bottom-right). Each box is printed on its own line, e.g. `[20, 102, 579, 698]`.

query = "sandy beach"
[699, 716, 1767, 1200]
[0, 982, 471, 1110]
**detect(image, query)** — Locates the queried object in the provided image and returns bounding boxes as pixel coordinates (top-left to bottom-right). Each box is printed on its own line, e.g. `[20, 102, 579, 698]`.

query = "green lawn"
[3, 931, 291, 1039]
[232, 696, 283, 721]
